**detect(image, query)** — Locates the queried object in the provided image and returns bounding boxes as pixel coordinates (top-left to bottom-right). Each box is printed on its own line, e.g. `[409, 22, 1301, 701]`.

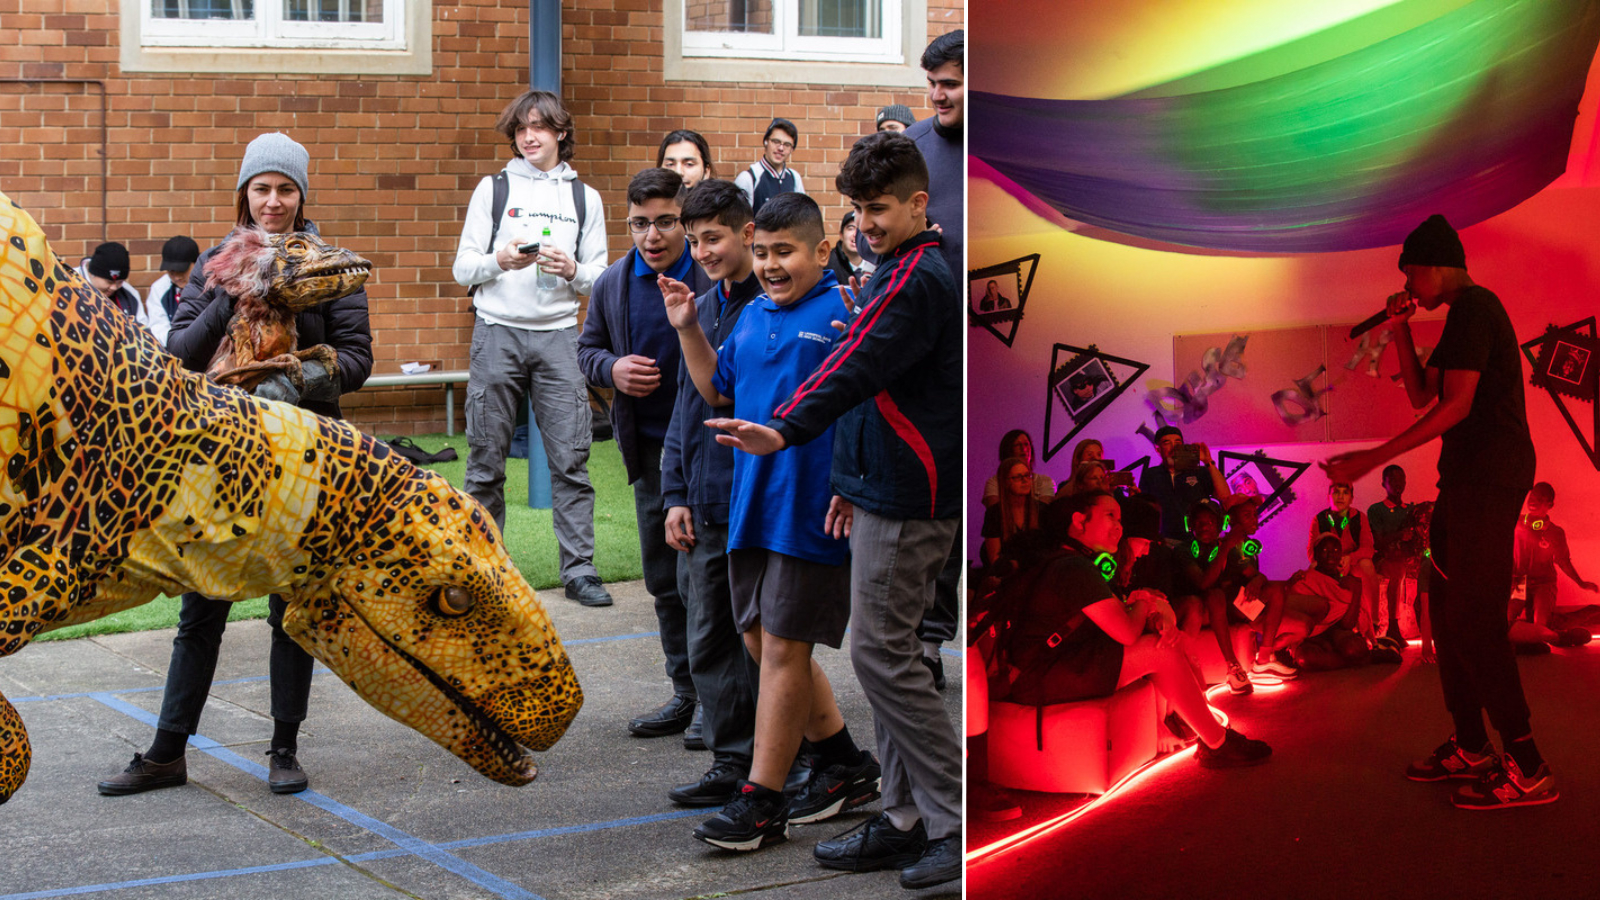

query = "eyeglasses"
[1008, 473, 1034, 483]
[765, 138, 795, 150]
[627, 215, 681, 234]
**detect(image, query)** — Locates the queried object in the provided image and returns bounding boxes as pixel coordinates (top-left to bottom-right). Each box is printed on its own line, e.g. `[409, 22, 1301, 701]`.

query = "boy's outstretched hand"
[659, 274, 699, 331]
[706, 417, 788, 455]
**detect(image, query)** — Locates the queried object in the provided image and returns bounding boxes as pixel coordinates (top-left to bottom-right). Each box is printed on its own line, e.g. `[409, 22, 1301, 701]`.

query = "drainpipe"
[529, 0, 561, 93]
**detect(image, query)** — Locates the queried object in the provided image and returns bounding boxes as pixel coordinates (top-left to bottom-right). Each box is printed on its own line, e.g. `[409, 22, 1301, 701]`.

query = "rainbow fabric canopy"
[971, 0, 1600, 253]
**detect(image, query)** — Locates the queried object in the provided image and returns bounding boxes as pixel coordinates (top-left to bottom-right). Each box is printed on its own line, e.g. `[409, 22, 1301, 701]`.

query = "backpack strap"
[571, 177, 586, 236]
[469, 172, 511, 299]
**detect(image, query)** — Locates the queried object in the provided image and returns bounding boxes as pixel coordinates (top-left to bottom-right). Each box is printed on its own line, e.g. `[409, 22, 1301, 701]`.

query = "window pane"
[799, 0, 879, 38]
[153, 0, 254, 18]
[687, 0, 774, 35]
[284, 0, 382, 22]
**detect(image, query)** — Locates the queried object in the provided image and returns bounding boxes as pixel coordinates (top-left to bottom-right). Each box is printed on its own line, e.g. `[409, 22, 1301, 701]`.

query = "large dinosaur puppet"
[0, 192, 582, 803]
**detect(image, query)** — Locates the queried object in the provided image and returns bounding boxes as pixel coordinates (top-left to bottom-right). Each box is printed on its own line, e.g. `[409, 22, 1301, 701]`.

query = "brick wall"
[0, 0, 961, 435]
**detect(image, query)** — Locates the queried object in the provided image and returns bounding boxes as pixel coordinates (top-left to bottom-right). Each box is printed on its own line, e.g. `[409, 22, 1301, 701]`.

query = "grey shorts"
[727, 548, 851, 648]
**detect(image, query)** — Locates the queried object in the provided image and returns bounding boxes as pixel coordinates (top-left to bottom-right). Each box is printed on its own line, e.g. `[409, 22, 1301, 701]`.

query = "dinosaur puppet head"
[280, 453, 582, 785]
[0, 193, 578, 801]
[205, 226, 371, 311]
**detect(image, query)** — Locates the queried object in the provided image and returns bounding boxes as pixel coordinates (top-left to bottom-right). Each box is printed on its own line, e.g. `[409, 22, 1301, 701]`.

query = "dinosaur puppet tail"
[0, 693, 29, 804]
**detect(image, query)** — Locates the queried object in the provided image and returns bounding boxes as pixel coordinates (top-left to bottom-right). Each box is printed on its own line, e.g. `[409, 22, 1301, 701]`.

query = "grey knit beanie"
[237, 133, 310, 197]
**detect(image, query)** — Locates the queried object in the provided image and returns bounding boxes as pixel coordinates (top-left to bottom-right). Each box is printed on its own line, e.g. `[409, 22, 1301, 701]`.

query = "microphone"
[1348, 295, 1416, 340]
[1347, 309, 1389, 340]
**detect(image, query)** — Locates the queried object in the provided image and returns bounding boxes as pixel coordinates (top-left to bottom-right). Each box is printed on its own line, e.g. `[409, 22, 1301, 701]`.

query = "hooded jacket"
[453, 158, 608, 331]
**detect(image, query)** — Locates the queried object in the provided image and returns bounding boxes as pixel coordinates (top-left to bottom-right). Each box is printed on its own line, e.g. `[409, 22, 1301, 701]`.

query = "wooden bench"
[362, 370, 469, 436]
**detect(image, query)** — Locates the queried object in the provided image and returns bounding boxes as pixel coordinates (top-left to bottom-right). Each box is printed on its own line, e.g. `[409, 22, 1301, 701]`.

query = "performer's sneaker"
[1404, 735, 1496, 782]
[1225, 664, 1254, 695]
[692, 780, 789, 851]
[787, 752, 882, 824]
[1452, 755, 1558, 810]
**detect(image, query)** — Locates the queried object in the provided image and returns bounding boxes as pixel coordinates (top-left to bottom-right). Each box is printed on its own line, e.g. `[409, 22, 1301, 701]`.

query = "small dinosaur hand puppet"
[203, 227, 371, 394]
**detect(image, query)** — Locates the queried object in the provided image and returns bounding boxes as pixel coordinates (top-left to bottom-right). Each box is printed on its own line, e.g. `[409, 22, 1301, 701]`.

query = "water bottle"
[536, 226, 559, 290]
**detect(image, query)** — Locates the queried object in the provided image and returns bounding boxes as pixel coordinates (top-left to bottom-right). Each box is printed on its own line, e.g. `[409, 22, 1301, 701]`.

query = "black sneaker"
[668, 760, 745, 807]
[814, 813, 927, 872]
[1195, 728, 1272, 769]
[692, 780, 789, 851]
[1452, 755, 1559, 809]
[1405, 735, 1495, 782]
[900, 835, 962, 890]
[97, 753, 187, 796]
[563, 576, 613, 607]
[1555, 627, 1593, 648]
[266, 748, 309, 794]
[1163, 711, 1198, 746]
[788, 752, 882, 824]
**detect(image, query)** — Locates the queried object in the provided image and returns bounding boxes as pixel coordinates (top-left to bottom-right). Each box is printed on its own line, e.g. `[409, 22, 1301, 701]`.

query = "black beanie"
[86, 242, 130, 281]
[1398, 214, 1466, 271]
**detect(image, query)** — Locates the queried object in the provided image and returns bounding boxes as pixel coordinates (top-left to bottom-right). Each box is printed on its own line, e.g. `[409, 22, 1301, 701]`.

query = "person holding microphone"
[1323, 214, 1551, 810]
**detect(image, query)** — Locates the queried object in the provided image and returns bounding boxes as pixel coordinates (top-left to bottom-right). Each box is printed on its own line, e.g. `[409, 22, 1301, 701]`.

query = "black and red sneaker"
[1404, 735, 1495, 782]
[788, 752, 882, 824]
[693, 780, 789, 851]
[1453, 755, 1559, 810]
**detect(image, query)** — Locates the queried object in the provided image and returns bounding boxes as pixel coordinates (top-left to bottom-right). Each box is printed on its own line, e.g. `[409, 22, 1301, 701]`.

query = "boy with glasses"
[579, 168, 714, 739]
[735, 118, 805, 216]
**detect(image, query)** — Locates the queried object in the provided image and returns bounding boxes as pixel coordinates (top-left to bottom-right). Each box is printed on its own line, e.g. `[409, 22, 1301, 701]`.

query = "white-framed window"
[683, 0, 899, 64]
[665, 0, 924, 86]
[120, 0, 430, 74]
[142, 0, 403, 50]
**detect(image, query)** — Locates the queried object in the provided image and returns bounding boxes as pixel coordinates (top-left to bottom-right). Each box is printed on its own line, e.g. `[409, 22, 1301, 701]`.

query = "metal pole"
[529, 0, 561, 93]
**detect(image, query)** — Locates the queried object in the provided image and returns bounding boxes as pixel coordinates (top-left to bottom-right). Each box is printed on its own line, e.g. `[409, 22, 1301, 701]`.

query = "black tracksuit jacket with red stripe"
[767, 230, 960, 520]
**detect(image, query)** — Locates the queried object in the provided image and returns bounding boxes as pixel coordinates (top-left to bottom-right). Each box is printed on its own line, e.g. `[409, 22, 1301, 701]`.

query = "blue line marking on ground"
[86, 693, 544, 900]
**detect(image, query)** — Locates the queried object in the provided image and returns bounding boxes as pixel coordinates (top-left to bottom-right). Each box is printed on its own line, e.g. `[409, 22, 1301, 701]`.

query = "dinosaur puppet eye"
[434, 586, 474, 617]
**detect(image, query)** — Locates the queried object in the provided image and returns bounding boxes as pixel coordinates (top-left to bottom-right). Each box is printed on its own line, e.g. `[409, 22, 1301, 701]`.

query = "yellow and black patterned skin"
[0, 193, 581, 803]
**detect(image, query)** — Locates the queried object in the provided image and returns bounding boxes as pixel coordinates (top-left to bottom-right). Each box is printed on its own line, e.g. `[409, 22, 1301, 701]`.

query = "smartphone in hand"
[517, 242, 541, 255]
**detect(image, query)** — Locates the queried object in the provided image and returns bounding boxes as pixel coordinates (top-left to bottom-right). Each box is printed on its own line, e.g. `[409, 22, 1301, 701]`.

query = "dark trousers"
[634, 443, 694, 698]
[681, 520, 757, 765]
[1430, 484, 1532, 741]
[156, 592, 314, 736]
[916, 522, 962, 647]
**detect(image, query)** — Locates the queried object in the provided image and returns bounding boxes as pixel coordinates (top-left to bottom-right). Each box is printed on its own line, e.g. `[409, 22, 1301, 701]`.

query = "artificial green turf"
[37, 434, 642, 642]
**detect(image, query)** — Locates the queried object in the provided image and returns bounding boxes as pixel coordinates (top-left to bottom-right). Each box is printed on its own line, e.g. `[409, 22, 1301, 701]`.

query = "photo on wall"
[1522, 317, 1599, 469]
[1041, 343, 1149, 462]
[968, 253, 1039, 348]
[1217, 450, 1312, 528]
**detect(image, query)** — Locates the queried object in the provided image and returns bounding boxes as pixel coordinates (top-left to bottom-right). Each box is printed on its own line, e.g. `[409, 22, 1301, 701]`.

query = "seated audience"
[1139, 426, 1231, 543]
[994, 491, 1271, 768]
[1509, 482, 1596, 650]
[1284, 534, 1370, 670]
[982, 456, 1046, 566]
[1056, 459, 1109, 499]
[1180, 496, 1299, 694]
[982, 429, 1055, 506]
[1308, 481, 1379, 640]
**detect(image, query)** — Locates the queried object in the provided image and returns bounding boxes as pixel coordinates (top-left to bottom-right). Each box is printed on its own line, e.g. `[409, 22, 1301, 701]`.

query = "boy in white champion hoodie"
[453, 90, 615, 608]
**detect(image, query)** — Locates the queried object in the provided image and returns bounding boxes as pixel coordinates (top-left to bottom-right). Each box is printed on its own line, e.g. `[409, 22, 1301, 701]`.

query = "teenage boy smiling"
[663, 193, 876, 853]
[658, 179, 763, 807]
[578, 168, 714, 740]
[707, 133, 962, 890]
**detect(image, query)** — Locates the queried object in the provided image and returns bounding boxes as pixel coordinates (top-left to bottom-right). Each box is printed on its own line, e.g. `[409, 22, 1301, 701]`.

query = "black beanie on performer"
[1398, 214, 1466, 271]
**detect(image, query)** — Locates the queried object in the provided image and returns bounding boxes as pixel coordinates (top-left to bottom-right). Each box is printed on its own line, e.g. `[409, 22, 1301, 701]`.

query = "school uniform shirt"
[713, 272, 850, 565]
[734, 159, 806, 217]
[452, 158, 608, 331]
[77, 261, 166, 347]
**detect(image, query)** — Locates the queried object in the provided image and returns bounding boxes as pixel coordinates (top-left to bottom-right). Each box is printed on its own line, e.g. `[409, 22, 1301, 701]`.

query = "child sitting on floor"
[1286, 534, 1370, 670]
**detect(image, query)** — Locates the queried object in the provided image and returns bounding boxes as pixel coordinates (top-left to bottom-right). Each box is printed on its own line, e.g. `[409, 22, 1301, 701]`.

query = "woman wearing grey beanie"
[97, 132, 374, 800]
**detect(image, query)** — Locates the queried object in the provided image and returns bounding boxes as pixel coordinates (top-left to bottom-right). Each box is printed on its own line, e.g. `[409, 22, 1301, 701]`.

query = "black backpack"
[468, 171, 588, 297]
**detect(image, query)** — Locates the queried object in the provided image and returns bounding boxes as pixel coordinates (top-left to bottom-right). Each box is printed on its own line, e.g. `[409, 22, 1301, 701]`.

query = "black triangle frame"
[968, 254, 1039, 348]
[1042, 343, 1150, 463]
[1217, 450, 1312, 529]
[1520, 317, 1599, 470]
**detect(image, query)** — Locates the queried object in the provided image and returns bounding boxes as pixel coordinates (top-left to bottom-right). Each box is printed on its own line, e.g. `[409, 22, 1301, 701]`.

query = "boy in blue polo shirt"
[662, 192, 877, 852]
